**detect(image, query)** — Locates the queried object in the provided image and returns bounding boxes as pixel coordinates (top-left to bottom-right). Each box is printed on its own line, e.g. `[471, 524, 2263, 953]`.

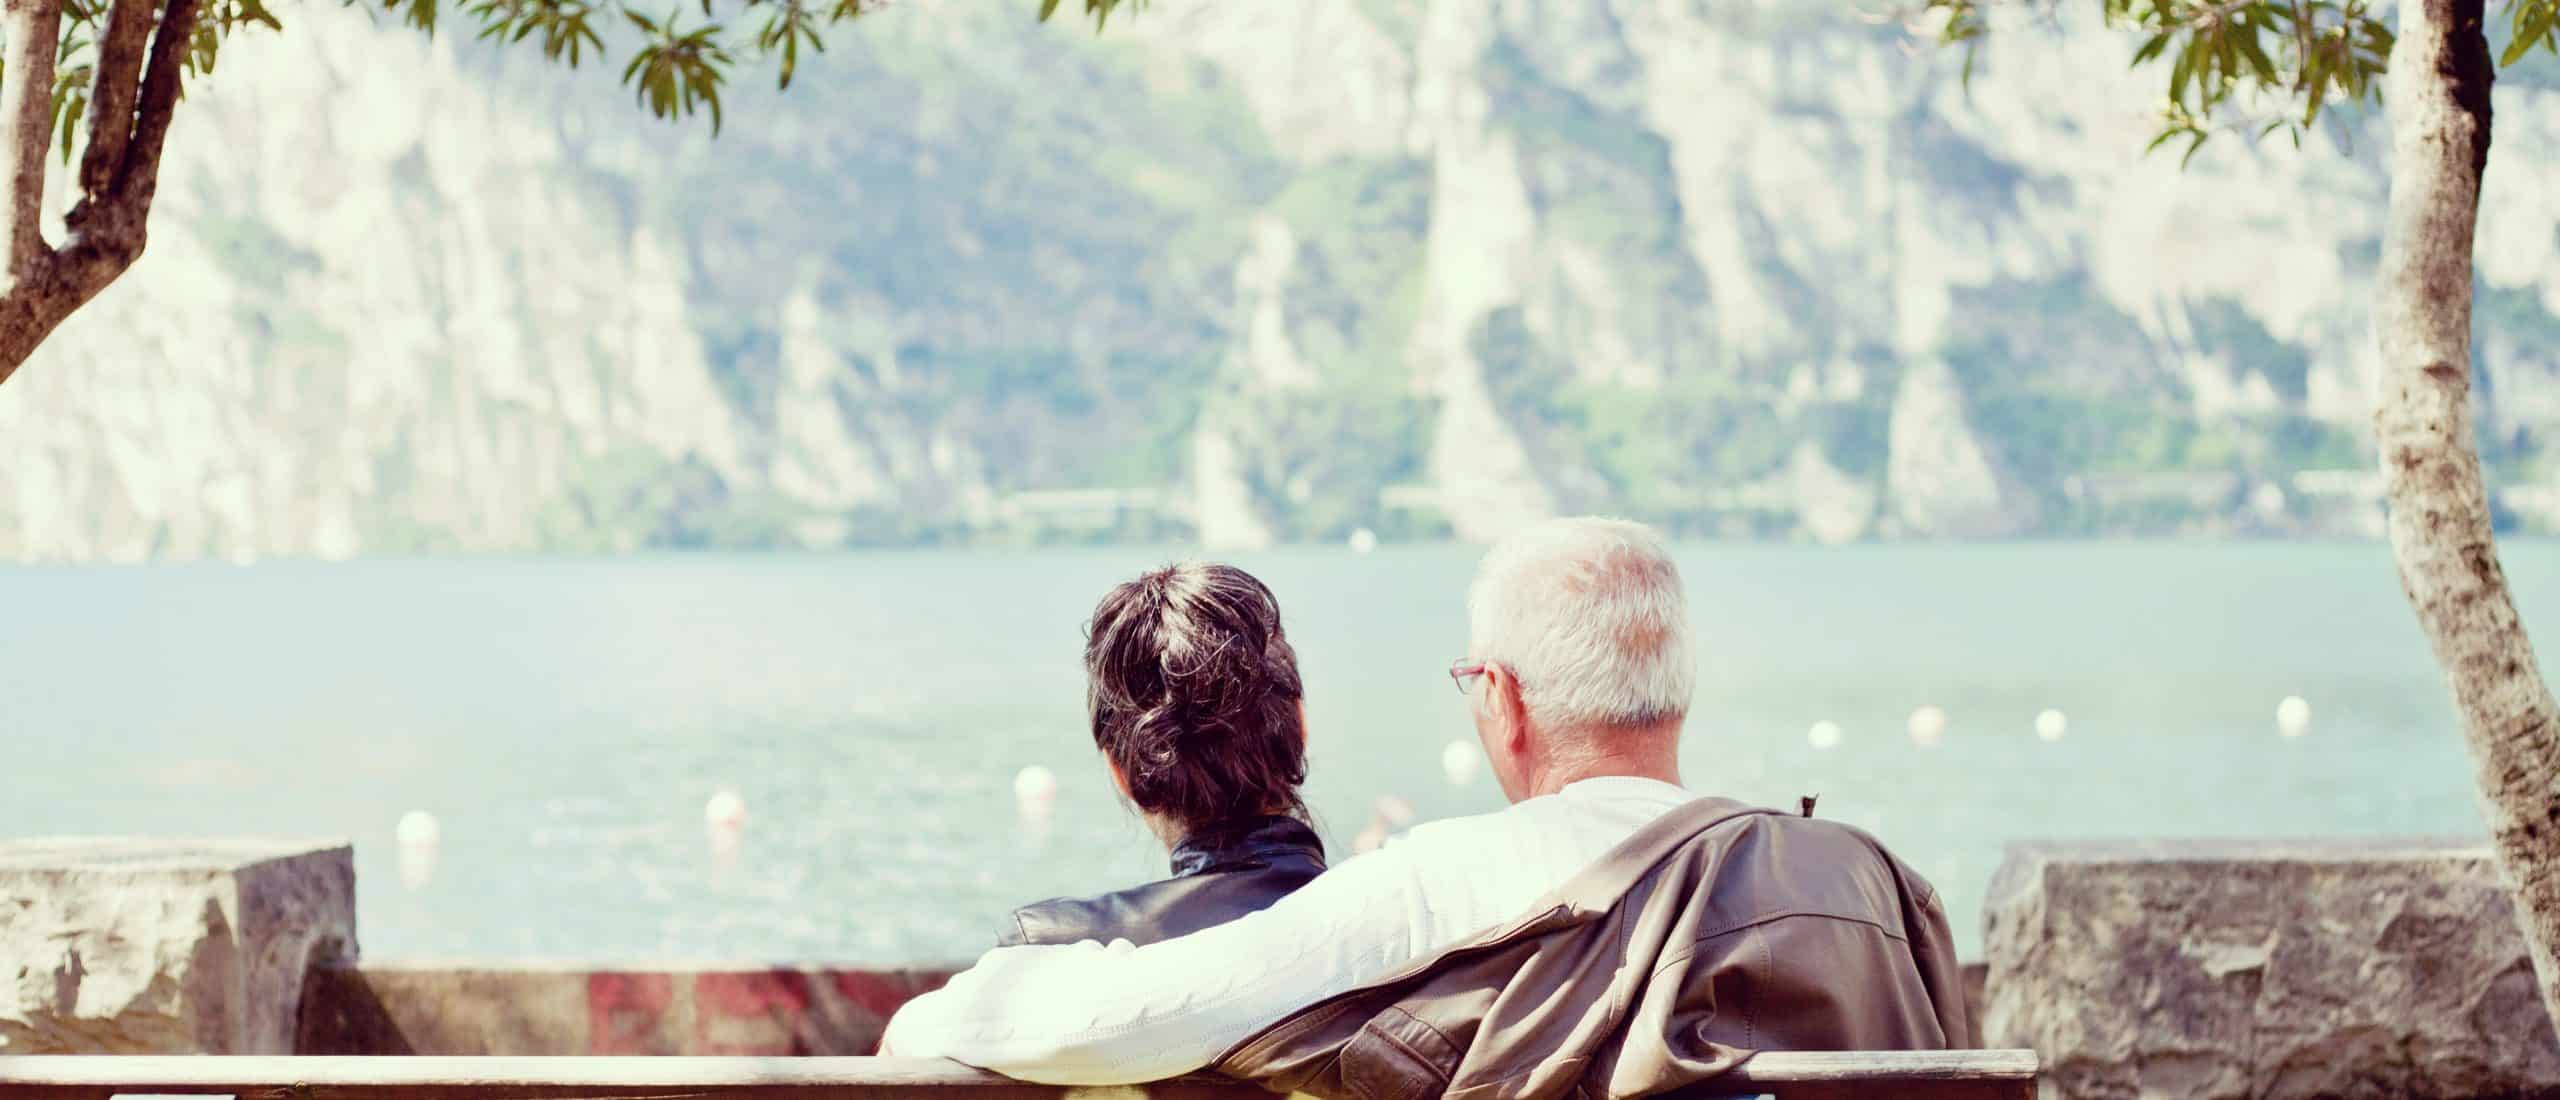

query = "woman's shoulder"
[1000, 819, 1325, 948]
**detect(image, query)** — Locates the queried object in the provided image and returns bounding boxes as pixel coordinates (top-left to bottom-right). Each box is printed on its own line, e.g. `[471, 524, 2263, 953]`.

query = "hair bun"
[1084, 562, 1310, 832]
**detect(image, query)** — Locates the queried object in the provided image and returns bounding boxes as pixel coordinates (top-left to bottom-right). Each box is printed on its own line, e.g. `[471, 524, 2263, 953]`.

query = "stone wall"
[1983, 838, 2560, 1100]
[14, 831, 2559, 1097]
[297, 963, 955, 1055]
[0, 839, 355, 1053]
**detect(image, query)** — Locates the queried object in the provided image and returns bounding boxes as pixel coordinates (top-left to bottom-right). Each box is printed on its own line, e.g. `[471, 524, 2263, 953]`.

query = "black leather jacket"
[999, 814, 1327, 947]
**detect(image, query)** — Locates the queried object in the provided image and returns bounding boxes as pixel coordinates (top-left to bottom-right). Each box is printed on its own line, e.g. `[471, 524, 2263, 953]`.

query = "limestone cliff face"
[6, 0, 2560, 559]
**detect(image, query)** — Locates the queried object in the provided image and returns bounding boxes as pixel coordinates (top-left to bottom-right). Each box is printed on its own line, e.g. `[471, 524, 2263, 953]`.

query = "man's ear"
[1493, 663, 1533, 751]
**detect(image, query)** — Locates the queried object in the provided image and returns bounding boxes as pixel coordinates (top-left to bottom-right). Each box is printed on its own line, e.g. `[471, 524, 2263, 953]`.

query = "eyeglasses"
[1448, 658, 1487, 694]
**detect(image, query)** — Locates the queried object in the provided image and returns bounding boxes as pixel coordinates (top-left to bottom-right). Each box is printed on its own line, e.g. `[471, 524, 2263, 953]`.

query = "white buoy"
[1807, 720, 1844, 750]
[2276, 695, 2311, 738]
[1441, 739, 1484, 786]
[1348, 528, 1379, 554]
[395, 810, 440, 890]
[1013, 765, 1058, 803]
[2034, 709, 2068, 742]
[1907, 705, 1947, 747]
[703, 790, 748, 865]
[1013, 765, 1058, 808]
[396, 810, 441, 848]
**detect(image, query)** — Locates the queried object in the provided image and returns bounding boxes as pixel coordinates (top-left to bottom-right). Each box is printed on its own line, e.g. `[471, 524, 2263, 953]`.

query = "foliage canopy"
[1922, 0, 2557, 163]
[26, 0, 1146, 146]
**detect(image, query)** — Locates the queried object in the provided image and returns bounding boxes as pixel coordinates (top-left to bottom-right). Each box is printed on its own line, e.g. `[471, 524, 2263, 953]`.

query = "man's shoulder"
[1674, 807, 1943, 926]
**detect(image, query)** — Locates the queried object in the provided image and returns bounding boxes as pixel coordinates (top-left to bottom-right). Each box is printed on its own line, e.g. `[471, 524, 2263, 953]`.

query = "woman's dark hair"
[1085, 562, 1308, 833]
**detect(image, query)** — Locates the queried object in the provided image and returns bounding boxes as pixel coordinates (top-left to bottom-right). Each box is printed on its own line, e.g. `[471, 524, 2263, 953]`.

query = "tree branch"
[0, 0, 63, 278]
[113, 0, 198, 206]
[0, 0, 188, 386]
[79, 0, 158, 202]
[0, 198, 144, 384]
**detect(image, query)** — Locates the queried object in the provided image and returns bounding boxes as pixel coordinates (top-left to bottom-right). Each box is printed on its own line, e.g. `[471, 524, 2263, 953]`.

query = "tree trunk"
[2375, 0, 2560, 1032]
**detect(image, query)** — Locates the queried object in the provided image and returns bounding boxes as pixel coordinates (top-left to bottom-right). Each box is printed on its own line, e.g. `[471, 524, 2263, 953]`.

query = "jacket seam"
[1647, 909, 1916, 986]
[1002, 911, 1034, 948]
[1692, 906, 1914, 948]
[1602, 883, 1642, 1047]
[1371, 1006, 1457, 1087]
[1748, 930, 1769, 1048]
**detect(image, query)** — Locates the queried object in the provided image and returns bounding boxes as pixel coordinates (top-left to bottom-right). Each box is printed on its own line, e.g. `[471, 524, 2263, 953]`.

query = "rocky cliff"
[5, 0, 2559, 560]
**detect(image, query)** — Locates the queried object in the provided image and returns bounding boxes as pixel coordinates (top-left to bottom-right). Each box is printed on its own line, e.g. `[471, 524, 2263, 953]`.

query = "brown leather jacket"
[1212, 797, 1973, 1100]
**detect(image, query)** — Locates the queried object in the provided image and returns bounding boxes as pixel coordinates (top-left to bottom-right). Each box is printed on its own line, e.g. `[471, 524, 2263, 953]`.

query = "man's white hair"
[1467, 516, 1693, 731]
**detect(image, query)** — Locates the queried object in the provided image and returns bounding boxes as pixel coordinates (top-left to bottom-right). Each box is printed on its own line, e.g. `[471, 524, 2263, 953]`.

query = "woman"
[999, 562, 1326, 947]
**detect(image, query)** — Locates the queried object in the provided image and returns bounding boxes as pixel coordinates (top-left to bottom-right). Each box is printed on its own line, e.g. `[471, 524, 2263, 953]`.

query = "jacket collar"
[1169, 814, 1325, 878]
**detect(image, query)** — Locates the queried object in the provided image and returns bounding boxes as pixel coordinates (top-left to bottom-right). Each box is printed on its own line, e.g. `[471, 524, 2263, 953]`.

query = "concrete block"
[1984, 837, 2560, 1099]
[0, 838, 355, 1053]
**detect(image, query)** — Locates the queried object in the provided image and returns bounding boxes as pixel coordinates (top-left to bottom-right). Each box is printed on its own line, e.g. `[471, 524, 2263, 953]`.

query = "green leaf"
[2505, 0, 2557, 66]
[2178, 129, 2209, 169]
[51, 75, 87, 165]
[1037, 0, 1059, 18]
[2131, 30, 2173, 67]
[2237, 31, 2279, 87]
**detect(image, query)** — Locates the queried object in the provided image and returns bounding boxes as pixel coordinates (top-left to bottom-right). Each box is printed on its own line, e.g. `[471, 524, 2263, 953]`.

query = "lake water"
[0, 542, 2524, 963]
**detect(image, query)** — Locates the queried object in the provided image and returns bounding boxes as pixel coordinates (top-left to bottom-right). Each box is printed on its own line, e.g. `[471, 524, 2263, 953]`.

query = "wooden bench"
[0, 1052, 2038, 1100]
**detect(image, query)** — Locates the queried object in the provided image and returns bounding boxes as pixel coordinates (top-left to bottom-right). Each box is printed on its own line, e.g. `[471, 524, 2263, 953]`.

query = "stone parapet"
[297, 963, 956, 1055]
[0, 838, 355, 1053]
[1984, 837, 2560, 1099]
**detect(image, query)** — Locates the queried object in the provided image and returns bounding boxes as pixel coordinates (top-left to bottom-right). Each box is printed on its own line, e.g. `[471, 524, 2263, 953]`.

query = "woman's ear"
[1105, 755, 1133, 799]
[1298, 699, 1310, 747]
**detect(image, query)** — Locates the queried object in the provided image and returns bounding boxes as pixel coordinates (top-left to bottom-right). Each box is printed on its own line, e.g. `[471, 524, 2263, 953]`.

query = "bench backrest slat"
[0, 1053, 2036, 1100]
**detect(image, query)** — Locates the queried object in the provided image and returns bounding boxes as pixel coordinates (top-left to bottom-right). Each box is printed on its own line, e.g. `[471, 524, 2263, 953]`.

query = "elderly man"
[884, 517, 1969, 1092]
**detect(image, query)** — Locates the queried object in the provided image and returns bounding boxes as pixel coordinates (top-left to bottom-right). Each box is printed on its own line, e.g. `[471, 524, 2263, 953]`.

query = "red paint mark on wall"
[587, 972, 675, 1054]
[828, 970, 922, 1022]
[694, 970, 812, 1055]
